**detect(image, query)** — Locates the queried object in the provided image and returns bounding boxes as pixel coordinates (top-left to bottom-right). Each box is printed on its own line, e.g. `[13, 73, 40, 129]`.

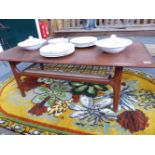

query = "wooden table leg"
[111, 66, 123, 112]
[9, 62, 26, 97]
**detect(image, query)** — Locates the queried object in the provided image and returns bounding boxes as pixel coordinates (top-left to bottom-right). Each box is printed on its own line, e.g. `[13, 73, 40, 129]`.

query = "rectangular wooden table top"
[0, 42, 155, 68]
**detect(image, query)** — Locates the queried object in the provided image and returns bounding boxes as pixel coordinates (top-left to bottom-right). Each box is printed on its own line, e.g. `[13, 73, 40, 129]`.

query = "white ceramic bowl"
[95, 35, 133, 54]
[17, 36, 46, 51]
[18, 43, 45, 51]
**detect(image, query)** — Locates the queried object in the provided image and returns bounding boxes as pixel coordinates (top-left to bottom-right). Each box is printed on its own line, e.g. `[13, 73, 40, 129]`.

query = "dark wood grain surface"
[0, 42, 155, 67]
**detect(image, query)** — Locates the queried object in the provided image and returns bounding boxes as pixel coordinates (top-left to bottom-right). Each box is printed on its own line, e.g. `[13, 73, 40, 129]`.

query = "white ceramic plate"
[39, 43, 75, 57]
[70, 36, 97, 48]
[48, 38, 69, 44]
[40, 48, 75, 57]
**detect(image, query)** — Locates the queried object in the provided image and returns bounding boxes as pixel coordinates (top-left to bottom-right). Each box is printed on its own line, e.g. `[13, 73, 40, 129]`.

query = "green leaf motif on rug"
[32, 81, 72, 108]
[32, 93, 49, 104]
[34, 87, 51, 94]
[70, 82, 108, 97]
[44, 94, 56, 107]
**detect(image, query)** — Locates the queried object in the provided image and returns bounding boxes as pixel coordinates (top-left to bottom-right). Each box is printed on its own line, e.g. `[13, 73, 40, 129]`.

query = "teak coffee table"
[0, 42, 155, 112]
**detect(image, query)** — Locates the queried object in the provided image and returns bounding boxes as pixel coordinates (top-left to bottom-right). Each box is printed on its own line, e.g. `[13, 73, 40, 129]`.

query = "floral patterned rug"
[0, 68, 155, 135]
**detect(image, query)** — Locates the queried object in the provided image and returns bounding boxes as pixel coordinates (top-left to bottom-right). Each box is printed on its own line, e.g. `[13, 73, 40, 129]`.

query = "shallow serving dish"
[70, 36, 97, 48]
[39, 42, 75, 57]
[95, 34, 133, 53]
[17, 36, 46, 51]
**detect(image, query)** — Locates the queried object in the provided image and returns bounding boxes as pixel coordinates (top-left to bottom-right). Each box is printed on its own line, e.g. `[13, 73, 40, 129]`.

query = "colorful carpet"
[0, 69, 155, 135]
